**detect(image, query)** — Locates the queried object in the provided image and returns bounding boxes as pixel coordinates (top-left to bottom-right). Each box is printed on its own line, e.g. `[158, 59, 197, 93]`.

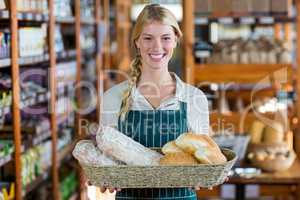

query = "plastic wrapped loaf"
[72, 140, 120, 166]
[96, 126, 163, 166]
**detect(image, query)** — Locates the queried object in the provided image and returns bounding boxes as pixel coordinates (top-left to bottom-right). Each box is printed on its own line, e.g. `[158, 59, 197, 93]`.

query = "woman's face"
[135, 21, 177, 71]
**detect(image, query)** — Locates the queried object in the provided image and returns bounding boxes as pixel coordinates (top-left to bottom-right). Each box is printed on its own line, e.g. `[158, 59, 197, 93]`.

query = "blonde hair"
[119, 4, 182, 120]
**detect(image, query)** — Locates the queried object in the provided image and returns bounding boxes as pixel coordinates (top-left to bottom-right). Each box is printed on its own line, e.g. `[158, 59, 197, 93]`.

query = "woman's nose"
[152, 39, 162, 49]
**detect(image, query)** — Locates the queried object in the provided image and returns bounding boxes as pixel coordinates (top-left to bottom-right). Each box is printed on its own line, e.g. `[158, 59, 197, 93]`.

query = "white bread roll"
[159, 152, 199, 166]
[175, 132, 221, 154]
[162, 141, 185, 154]
[96, 126, 163, 166]
[72, 140, 120, 166]
[194, 147, 227, 164]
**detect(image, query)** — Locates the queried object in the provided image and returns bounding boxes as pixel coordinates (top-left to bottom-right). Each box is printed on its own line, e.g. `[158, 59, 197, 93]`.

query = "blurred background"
[0, 0, 299, 200]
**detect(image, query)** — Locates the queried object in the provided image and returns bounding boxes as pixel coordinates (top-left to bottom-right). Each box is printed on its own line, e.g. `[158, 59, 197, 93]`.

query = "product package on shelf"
[54, 0, 72, 18]
[0, 30, 10, 59]
[19, 26, 47, 58]
[197, 36, 293, 64]
[17, 0, 48, 13]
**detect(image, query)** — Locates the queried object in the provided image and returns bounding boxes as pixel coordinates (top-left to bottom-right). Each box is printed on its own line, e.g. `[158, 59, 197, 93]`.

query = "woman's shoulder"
[182, 82, 207, 100]
[104, 80, 129, 99]
[102, 80, 129, 109]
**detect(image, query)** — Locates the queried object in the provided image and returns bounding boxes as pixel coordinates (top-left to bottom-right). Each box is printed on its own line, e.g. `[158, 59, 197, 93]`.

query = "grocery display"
[1, 0, 300, 200]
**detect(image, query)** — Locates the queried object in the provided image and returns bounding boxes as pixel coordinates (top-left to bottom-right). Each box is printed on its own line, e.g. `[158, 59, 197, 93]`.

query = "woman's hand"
[86, 181, 121, 193]
[99, 187, 121, 193]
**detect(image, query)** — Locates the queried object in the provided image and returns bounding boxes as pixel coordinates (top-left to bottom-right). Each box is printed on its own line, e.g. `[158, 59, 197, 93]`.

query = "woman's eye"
[163, 37, 171, 41]
[143, 37, 151, 40]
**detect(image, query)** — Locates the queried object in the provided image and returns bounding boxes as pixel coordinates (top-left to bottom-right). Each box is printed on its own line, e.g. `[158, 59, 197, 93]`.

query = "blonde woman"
[101, 4, 209, 200]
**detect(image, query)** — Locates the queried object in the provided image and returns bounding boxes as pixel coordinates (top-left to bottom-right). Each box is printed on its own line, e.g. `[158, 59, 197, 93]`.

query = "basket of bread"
[73, 126, 237, 188]
[247, 120, 296, 172]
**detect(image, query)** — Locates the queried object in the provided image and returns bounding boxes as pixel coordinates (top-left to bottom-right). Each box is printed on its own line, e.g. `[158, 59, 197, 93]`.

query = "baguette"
[96, 126, 163, 166]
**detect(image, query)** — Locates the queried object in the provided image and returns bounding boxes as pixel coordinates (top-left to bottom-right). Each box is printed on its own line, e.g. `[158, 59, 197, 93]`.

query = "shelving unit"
[182, 0, 300, 156]
[0, 0, 105, 200]
[182, 1, 300, 199]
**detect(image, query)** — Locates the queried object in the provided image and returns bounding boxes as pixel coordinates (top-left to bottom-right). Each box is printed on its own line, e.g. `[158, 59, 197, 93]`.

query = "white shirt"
[100, 73, 209, 134]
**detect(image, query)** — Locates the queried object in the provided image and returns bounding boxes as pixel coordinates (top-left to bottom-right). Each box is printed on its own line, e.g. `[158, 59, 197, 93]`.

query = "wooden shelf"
[194, 15, 296, 25]
[210, 111, 294, 133]
[194, 63, 293, 83]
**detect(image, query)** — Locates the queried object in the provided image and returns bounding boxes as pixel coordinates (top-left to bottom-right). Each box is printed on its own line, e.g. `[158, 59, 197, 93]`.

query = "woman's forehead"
[141, 21, 174, 35]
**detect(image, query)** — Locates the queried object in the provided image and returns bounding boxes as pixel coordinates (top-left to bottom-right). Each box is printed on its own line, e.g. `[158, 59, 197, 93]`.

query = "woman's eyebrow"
[141, 33, 172, 37]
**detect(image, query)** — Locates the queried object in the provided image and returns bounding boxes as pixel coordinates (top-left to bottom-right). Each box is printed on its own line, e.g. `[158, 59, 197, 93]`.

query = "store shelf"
[19, 54, 49, 65]
[194, 15, 295, 25]
[81, 17, 96, 25]
[210, 111, 294, 133]
[56, 16, 75, 24]
[0, 58, 11, 68]
[194, 64, 293, 83]
[57, 49, 77, 60]
[0, 10, 48, 21]
[0, 153, 12, 167]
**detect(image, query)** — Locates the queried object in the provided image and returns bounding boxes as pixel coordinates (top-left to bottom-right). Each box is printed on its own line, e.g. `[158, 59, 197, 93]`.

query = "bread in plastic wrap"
[72, 140, 120, 166]
[96, 126, 163, 166]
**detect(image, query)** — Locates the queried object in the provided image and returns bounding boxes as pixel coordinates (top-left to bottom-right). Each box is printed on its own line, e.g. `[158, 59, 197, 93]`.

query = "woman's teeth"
[149, 53, 165, 60]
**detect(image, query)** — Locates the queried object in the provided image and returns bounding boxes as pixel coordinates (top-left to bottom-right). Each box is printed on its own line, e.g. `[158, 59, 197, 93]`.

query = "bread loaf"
[96, 126, 163, 166]
[175, 133, 221, 154]
[194, 146, 227, 164]
[72, 140, 120, 166]
[263, 122, 284, 144]
[249, 120, 265, 144]
[162, 141, 185, 154]
[159, 152, 199, 166]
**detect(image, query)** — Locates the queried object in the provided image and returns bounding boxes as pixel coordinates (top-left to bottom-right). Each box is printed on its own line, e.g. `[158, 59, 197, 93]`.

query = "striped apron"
[116, 101, 197, 200]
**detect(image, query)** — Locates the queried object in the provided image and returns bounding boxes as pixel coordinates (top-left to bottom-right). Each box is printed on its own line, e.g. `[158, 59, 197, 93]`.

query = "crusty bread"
[96, 126, 163, 166]
[162, 141, 185, 154]
[159, 152, 199, 166]
[194, 147, 227, 164]
[175, 132, 221, 154]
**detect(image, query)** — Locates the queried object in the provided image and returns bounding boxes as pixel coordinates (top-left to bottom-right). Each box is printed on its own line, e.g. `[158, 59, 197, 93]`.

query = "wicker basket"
[80, 148, 237, 188]
[249, 149, 296, 172]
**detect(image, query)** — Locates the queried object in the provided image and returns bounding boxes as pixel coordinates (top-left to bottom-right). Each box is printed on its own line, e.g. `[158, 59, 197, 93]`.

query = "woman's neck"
[138, 67, 173, 87]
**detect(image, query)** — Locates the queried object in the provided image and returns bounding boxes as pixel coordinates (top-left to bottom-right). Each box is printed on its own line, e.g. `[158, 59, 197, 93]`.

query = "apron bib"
[116, 101, 197, 200]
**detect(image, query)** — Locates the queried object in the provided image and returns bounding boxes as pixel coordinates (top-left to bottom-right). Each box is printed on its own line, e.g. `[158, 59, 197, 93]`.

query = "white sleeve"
[99, 82, 128, 129]
[187, 88, 210, 135]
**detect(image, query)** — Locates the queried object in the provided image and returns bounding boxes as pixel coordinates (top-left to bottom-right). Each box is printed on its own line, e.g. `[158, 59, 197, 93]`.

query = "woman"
[100, 4, 209, 200]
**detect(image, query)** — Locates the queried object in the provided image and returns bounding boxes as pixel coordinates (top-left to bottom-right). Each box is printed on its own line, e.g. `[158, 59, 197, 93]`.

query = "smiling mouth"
[149, 53, 167, 60]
